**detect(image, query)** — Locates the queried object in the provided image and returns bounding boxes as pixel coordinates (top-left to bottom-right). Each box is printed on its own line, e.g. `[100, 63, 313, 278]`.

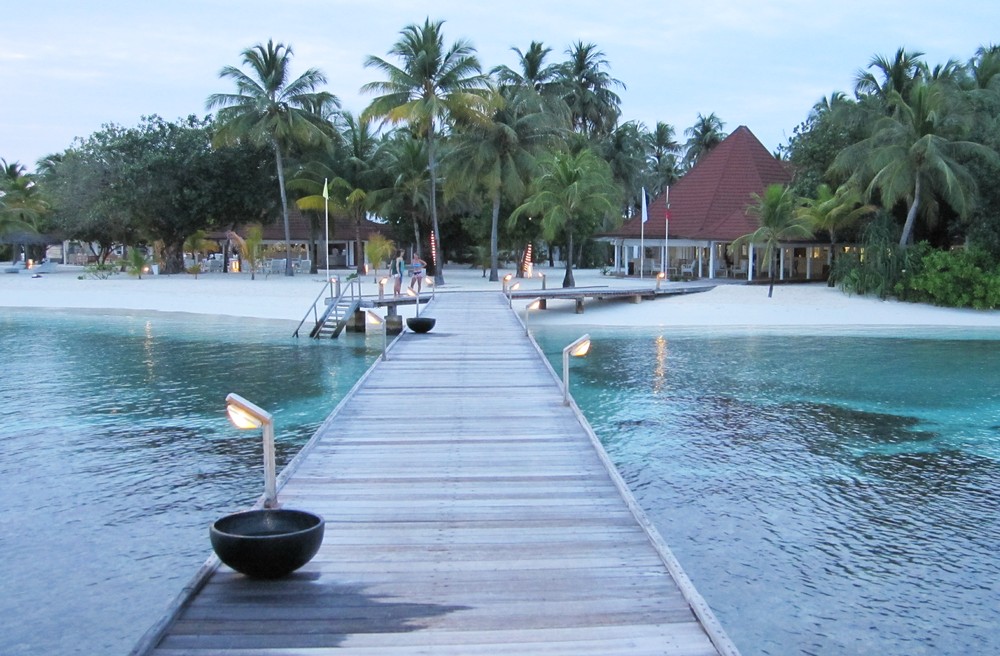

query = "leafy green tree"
[376, 132, 432, 253]
[511, 149, 618, 287]
[207, 40, 338, 276]
[363, 18, 490, 284]
[736, 183, 815, 297]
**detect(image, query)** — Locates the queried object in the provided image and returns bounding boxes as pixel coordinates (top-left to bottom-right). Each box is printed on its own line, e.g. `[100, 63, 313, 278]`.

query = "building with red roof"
[601, 126, 830, 281]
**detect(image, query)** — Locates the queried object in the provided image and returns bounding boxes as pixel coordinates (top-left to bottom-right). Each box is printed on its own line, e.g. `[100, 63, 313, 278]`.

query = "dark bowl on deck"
[406, 316, 436, 333]
[210, 508, 324, 578]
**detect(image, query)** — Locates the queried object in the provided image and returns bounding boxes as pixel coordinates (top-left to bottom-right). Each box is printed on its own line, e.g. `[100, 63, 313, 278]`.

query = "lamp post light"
[523, 297, 543, 335]
[502, 273, 513, 293]
[378, 276, 389, 302]
[656, 271, 665, 291]
[507, 281, 521, 308]
[365, 310, 388, 361]
[562, 334, 592, 406]
[225, 393, 278, 508]
[538, 271, 546, 290]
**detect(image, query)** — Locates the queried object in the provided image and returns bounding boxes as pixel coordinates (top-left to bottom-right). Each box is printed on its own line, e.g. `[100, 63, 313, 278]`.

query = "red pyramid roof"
[610, 126, 791, 241]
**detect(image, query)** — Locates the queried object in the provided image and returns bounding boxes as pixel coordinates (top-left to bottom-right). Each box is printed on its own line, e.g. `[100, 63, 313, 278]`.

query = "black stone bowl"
[210, 509, 324, 578]
[406, 316, 436, 333]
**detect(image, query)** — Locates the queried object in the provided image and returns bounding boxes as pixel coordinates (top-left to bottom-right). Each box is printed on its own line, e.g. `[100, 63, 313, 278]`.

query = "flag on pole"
[322, 179, 329, 200]
[641, 188, 648, 223]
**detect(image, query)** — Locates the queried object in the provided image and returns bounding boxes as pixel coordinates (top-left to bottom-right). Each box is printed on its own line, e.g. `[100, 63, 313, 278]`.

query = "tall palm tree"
[832, 79, 996, 245]
[854, 47, 926, 105]
[363, 18, 490, 285]
[377, 132, 433, 255]
[206, 40, 338, 276]
[447, 86, 559, 281]
[737, 184, 815, 298]
[556, 42, 624, 139]
[642, 122, 683, 198]
[511, 149, 618, 288]
[683, 113, 727, 168]
[492, 41, 570, 122]
[598, 120, 647, 215]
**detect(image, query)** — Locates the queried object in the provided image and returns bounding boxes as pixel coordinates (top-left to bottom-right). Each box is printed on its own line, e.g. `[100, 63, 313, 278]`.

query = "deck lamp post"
[406, 287, 420, 317]
[523, 297, 543, 335]
[502, 273, 513, 292]
[225, 393, 278, 508]
[378, 276, 389, 302]
[507, 281, 520, 307]
[365, 310, 388, 361]
[538, 271, 546, 290]
[656, 271, 665, 291]
[562, 334, 592, 406]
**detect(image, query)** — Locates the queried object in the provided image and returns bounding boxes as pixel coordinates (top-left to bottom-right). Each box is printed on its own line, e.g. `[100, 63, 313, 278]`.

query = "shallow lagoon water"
[536, 325, 1000, 655]
[0, 309, 377, 655]
[2, 311, 998, 655]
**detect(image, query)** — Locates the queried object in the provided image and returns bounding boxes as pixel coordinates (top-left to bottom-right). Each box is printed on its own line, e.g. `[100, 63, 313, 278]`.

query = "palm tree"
[511, 149, 618, 288]
[736, 184, 815, 298]
[833, 79, 996, 245]
[644, 122, 682, 196]
[493, 41, 561, 94]
[363, 18, 490, 284]
[377, 132, 433, 255]
[854, 47, 925, 105]
[206, 40, 338, 276]
[797, 183, 875, 246]
[447, 86, 560, 281]
[683, 113, 727, 168]
[556, 42, 624, 139]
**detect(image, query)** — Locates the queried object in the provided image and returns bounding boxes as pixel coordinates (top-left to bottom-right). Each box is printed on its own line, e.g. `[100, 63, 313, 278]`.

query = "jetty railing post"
[562, 334, 592, 405]
[225, 393, 278, 508]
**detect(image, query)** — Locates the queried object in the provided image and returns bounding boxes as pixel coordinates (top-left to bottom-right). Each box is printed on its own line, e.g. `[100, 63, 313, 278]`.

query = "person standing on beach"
[409, 255, 427, 293]
[390, 249, 405, 296]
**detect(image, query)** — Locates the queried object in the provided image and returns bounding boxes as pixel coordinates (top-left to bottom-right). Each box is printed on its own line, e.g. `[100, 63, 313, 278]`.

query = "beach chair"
[680, 261, 697, 279]
[270, 259, 286, 275]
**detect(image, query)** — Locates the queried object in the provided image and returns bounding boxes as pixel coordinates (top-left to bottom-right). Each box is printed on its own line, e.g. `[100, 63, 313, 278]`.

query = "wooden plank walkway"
[137, 292, 739, 656]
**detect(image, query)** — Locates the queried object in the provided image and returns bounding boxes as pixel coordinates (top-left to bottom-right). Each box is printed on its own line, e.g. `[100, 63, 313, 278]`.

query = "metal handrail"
[293, 277, 358, 338]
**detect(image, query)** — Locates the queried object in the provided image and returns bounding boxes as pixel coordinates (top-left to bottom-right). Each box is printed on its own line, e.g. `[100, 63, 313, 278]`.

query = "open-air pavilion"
[600, 126, 834, 282]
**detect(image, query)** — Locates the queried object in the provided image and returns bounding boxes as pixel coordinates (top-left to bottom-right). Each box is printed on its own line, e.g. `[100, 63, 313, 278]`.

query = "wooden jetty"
[135, 292, 739, 656]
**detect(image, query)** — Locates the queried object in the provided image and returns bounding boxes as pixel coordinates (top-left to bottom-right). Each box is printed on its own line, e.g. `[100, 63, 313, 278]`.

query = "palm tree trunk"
[899, 176, 921, 246]
[273, 140, 294, 276]
[562, 229, 576, 288]
[489, 192, 500, 282]
[355, 208, 364, 276]
[427, 127, 444, 285]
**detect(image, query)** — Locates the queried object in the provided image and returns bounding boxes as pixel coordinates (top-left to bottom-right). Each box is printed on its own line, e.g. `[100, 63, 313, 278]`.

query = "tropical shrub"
[832, 215, 914, 299]
[897, 248, 1000, 309]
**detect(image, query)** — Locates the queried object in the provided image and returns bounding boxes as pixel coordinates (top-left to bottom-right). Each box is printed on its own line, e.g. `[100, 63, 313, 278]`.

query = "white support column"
[708, 244, 716, 279]
[747, 243, 754, 281]
[779, 247, 786, 281]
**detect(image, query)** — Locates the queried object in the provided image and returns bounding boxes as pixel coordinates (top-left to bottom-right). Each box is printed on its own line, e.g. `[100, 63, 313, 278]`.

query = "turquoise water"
[536, 326, 1000, 656]
[3, 311, 998, 655]
[0, 309, 378, 655]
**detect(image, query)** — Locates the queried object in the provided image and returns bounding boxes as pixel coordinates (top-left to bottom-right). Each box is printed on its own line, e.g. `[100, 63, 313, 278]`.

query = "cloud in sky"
[3, 0, 998, 169]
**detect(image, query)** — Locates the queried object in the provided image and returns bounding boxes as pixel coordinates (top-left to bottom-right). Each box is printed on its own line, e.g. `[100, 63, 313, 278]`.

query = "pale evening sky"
[3, 0, 998, 171]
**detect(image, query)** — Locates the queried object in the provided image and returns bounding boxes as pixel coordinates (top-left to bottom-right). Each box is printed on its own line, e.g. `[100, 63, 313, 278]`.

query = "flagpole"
[322, 178, 330, 281]
[639, 187, 648, 279]
[663, 186, 670, 279]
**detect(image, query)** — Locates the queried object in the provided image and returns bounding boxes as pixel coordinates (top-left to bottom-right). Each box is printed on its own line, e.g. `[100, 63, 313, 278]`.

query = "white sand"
[3, 263, 1000, 329]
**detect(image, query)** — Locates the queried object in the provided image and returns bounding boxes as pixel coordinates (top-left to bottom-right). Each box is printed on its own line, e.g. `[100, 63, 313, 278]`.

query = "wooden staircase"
[293, 278, 362, 339]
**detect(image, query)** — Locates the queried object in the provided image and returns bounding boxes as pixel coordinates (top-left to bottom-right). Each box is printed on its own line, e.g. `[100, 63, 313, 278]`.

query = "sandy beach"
[3, 263, 1000, 329]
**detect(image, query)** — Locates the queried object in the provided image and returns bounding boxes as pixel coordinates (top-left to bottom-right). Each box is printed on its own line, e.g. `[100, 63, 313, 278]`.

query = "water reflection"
[536, 326, 1000, 656]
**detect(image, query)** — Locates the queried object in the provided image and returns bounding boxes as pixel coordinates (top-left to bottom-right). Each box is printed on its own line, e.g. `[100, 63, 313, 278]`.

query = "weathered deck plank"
[137, 291, 737, 656]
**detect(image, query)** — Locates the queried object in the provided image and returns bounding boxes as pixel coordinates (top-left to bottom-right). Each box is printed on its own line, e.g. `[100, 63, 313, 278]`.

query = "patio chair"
[680, 261, 697, 279]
